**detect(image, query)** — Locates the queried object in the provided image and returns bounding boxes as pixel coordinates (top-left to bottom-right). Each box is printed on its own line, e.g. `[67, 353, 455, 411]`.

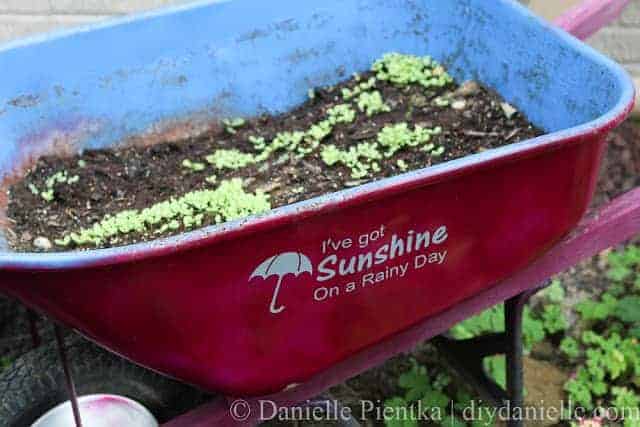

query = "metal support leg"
[434, 290, 539, 427]
[505, 294, 526, 427]
[54, 325, 83, 427]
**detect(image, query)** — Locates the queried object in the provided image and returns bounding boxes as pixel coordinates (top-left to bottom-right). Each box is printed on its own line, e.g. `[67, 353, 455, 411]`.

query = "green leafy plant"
[564, 331, 639, 409]
[541, 304, 568, 334]
[543, 279, 566, 303]
[384, 360, 494, 427]
[397, 246, 640, 427]
[560, 246, 640, 426]
[449, 282, 568, 390]
[450, 303, 550, 351]
[575, 293, 617, 322]
[560, 336, 581, 361]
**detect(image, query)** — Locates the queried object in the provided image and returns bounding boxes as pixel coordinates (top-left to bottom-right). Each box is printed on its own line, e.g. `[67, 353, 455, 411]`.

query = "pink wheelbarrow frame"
[0, 0, 637, 426]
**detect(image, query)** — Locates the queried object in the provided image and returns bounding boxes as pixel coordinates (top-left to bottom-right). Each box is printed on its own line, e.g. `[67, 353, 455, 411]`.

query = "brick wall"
[589, 1, 640, 77]
[0, 0, 186, 41]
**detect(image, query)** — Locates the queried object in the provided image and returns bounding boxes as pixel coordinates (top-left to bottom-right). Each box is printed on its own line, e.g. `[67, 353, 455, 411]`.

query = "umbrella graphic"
[249, 252, 313, 314]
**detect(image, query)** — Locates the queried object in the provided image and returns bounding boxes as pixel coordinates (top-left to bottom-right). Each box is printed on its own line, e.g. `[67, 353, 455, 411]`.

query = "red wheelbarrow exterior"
[0, 0, 634, 396]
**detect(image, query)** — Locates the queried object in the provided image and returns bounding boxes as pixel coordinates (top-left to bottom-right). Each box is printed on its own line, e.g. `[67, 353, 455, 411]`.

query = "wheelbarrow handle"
[554, 0, 630, 40]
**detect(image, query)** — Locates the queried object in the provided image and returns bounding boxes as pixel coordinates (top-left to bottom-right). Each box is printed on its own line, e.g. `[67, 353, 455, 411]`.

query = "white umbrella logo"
[249, 252, 313, 314]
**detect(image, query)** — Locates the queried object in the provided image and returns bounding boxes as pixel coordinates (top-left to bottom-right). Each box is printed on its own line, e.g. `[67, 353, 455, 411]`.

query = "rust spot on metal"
[122, 97, 233, 149]
[124, 116, 222, 149]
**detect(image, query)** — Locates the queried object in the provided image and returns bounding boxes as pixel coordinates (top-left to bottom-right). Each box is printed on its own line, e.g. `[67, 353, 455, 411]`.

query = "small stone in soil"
[501, 102, 518, 119]
[33, 237, 52, 251]
[451, 100, 467, 110]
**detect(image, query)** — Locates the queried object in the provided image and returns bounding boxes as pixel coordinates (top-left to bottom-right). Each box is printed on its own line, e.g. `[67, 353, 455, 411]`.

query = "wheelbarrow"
[0, 0, 636, 425]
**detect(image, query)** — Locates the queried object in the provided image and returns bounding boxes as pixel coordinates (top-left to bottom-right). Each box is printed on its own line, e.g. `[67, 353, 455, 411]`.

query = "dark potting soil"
[7, 68, 542, 252]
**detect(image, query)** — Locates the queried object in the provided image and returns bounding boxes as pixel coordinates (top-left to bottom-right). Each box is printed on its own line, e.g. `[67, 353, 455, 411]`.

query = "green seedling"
[54, 178, 270, 247]
[431, 146, 445, 157]
[433, 96, 451, 107]
[396, 159, 408, 171]
[356, 91, 391, 117]
[206, 149, 256, 170]
[372, 52, 453, 89]
[377, 123, 438, 157]
[45, 170, 78, 189]
[257, 131, 306, 161]
[41, 189, 54, 202]
[421, 143, 435, 152]
[181, 159, 206, 172]
[320, 121, 444, 179]
[305, 120, 333, 147]
[77, 159, 87, 168]
[33, 170, 80, 202]
[222, 118, 246, 134]
[249, 135, 266, 151]
[341, 77, 377, 100]
[321, 142, 382, 179]
[327, 104, 356, 124]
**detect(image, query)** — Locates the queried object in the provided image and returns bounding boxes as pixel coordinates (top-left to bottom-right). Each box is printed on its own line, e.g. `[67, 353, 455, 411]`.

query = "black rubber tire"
[0, 335, 209, 427]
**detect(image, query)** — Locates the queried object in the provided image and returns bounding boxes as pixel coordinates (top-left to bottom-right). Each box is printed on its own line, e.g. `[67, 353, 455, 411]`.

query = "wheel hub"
[32, 394, 158, 427]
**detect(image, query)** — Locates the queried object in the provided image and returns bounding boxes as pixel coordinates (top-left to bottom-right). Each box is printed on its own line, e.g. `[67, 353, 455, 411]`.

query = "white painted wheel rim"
[31, 394, 158, 427]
